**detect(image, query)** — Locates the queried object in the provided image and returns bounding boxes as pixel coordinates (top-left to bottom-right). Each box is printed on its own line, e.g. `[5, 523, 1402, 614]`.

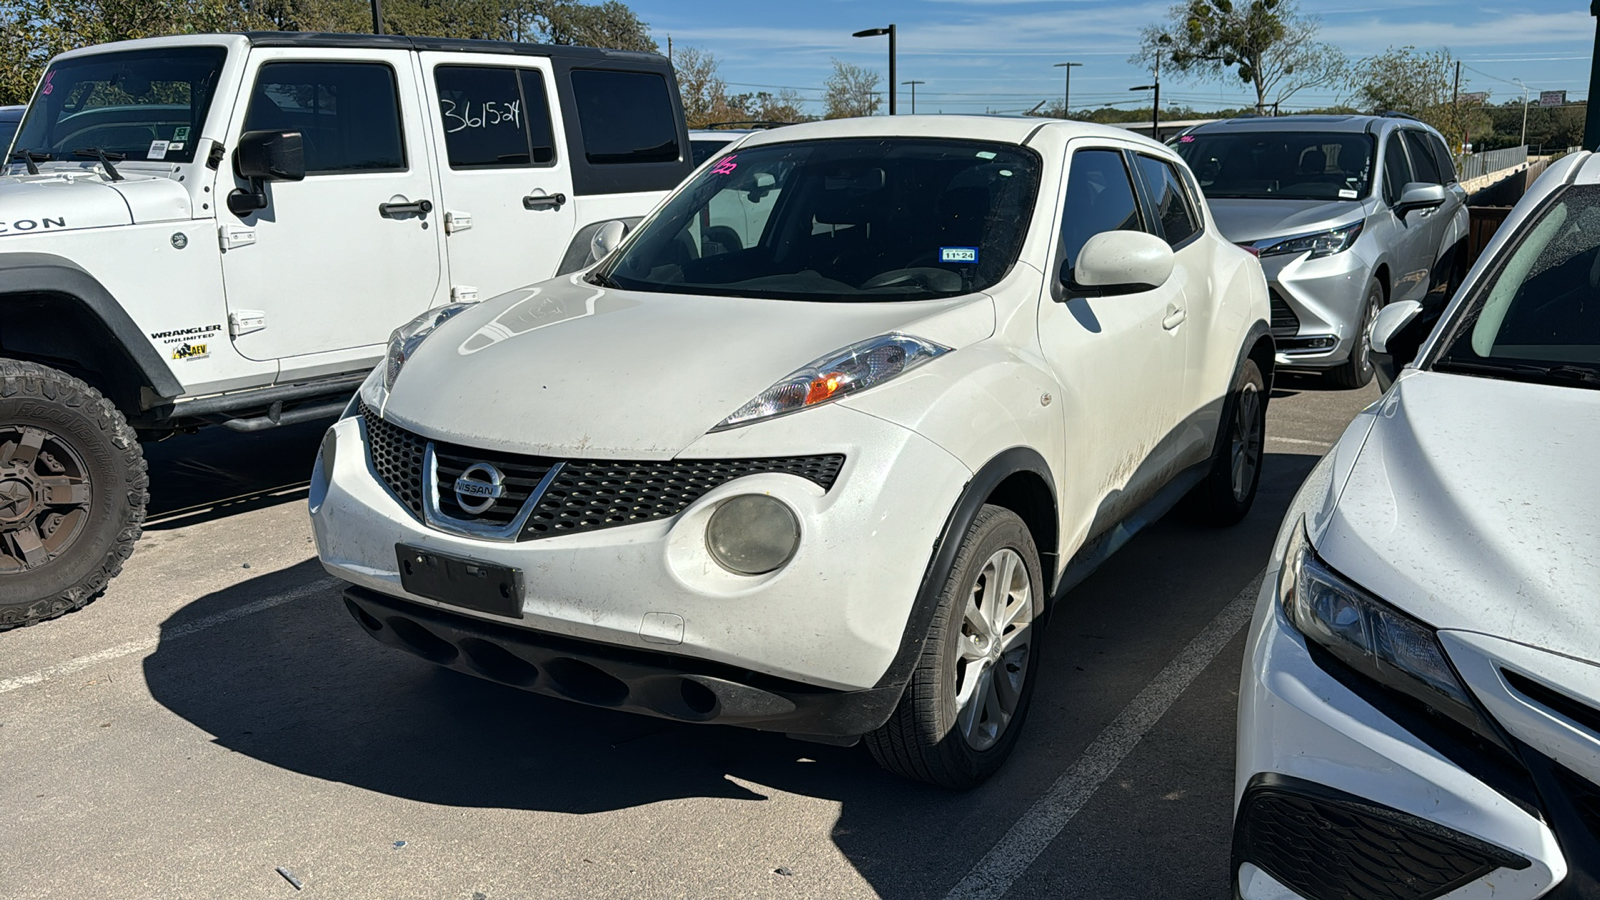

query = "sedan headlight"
[1279, 518, 1503, 744]
[713, 333, 950, 431]
[384, 303, 474, 390]
[1258, 221, 1364, 259]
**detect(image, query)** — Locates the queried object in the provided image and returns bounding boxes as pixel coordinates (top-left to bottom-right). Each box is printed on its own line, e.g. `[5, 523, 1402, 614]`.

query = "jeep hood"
[1206, 197, 1371, 245]
[1315, 371, 1600, 664]
[0, 169, 191, 235]
[380, 275, 996, 458]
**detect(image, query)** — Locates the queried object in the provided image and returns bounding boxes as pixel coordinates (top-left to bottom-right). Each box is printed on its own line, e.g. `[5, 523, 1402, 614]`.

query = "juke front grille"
[360, 403, 844, 541]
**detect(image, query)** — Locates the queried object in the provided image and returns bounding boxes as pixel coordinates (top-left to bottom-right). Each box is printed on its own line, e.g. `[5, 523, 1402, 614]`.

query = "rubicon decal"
[0, 217, 67, 234]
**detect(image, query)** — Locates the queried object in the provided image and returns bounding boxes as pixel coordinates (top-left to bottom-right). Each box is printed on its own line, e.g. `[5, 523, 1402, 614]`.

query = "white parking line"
[1267, 436, 1332, 448]
[0, 577, 340, 696]
[944, 571, 1263, 900]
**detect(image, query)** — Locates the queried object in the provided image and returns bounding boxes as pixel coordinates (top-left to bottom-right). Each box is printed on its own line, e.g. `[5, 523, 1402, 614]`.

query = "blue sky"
[627, 0, 1593, 116]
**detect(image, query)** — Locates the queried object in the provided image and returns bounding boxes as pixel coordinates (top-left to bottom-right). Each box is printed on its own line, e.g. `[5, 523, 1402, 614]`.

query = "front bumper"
[1258, 248, 1372, 370]
[310, 402, 971, 698]
[1233, 575, 1571, 899]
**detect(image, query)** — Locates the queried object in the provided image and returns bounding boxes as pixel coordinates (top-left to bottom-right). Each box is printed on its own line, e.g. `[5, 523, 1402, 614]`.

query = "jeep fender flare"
[0, 252, 181, 399]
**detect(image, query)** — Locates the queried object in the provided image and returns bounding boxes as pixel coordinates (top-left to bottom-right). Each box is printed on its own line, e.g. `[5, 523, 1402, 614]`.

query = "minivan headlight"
[713, 333, 949, 431]
[1279, 518, 1503, 744]
[1258, 221, 1364, 259]
[384, 303, 473, 390]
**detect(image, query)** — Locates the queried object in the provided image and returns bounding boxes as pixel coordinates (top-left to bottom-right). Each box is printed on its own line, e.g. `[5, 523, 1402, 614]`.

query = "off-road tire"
[866, 506, 1043, 789]
[0, 360, 146, 629]
[1326, 278, 1385, 390]
[1182, 358, 1266, 526]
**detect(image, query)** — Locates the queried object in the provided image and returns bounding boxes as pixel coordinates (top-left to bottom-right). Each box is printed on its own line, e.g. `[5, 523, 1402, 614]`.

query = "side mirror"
[1394, 182, 1446, 220]
[1370, 299, 1423, 391]
[1065, 231, 1176, 297]
[589, 220, 628, 264]
[228, 130, 305, 217]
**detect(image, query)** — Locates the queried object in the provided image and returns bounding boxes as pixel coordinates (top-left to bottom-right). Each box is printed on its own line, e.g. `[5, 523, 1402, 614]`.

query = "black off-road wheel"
[1183, 358, 1266, 526]
[0, 360, 147, 629]
[1326, 278, 1385, 390]
[866, 506, 1043, 789]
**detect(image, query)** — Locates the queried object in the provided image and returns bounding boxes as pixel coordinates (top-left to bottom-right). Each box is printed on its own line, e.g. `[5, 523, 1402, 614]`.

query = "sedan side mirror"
[1370, 299, 1423, 391]
[1394, 182, 1446, 221]
[589, 220, 628, 264]
[1065, 230, 1176, 297]
[228, 130, 305, 217]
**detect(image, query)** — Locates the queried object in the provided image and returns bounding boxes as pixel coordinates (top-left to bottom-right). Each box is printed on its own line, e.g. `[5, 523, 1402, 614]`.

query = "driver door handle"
[523, 192, 566, 211]
[379, 199, 433, 218]
[1163, 305, 1187, 330]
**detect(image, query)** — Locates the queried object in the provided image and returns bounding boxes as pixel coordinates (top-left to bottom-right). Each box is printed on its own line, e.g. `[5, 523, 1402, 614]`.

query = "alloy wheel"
[955, 547, 1034, 751]
[0, 424, 93, 574]
[1230, 384, 1264, 502]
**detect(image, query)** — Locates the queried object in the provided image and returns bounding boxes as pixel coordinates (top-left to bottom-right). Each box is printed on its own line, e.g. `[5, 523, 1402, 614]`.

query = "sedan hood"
[1316, 371, 1600, 664]
[1206, 197, 1369, 245]
[381, 275, 996, 458]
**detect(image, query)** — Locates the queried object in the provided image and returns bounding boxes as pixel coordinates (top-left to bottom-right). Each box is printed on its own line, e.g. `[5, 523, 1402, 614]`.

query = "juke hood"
[380, 275, 996, 459]
[1206, 197, 1370, 246]
[0, 169, 191, 236]
[1315, 371, 1600, 664]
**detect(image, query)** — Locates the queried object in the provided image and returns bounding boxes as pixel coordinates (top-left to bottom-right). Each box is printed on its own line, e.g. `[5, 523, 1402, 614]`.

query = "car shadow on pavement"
[142, 451, 1319, 899]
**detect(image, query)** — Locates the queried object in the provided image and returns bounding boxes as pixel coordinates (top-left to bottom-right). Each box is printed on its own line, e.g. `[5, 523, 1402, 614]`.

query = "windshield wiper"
[587, 270, 621, 289]
[1435, 358, 1600, 388]
[9, 150, 52, 175]
[72, 148, 124, 182]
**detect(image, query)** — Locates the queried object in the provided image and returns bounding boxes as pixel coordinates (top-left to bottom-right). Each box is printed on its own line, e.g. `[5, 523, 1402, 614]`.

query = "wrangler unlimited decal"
[0, 217, 67, 234]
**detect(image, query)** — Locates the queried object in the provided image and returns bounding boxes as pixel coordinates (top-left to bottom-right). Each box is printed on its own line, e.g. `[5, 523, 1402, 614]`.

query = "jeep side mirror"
[589, 220, 628, 264]
[228, 130, 306, 217]
[1394, 182, 1446, 221]
[1370, 299, 1423, 391]
[1063, 230, 1176, 298]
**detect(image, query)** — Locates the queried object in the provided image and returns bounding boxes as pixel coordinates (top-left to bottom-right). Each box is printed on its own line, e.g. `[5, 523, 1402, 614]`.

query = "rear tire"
[1325, 279, 1384, 390]
[0, 360, 146, 629]
[1182, 358, 1266, 526]
[866, 506, 1042, 789]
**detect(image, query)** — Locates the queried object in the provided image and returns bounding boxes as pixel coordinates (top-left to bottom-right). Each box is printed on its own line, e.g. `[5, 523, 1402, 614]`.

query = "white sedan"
[311, 115, 1272, 788]
[1235, 151, 1600, 895]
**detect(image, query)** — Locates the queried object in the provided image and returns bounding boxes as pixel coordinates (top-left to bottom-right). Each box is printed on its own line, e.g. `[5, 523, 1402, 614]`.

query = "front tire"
[1183, 358, 1266, 526]
[1326, 278, 1384, 390]
[0, 360, 147, 629]
[866, 506, 1042, 789]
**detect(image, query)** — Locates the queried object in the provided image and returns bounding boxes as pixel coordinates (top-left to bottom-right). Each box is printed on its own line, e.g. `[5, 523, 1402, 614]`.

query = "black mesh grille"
[1236, 778, 1528, 900]
[362, 403, 427, 516]
[358, 404, 844, 538]
[1269, 288, 1300, 338]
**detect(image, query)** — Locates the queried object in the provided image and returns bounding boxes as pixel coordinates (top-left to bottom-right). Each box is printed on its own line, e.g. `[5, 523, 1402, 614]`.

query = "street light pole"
[903, 80, 925, 114]
[1053, 62, 1083, 119]
[852, 25, 897, 114]
[1130, 51, 1162, 140]
[1514, 78, 1530, 148]
[371, 0, 384, 34]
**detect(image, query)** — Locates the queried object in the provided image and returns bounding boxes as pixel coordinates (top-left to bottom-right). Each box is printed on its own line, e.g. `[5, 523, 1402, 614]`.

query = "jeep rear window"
[10, 47, 226, 165]
[434, 65, 557, 169]
[569, 69, 680, 165]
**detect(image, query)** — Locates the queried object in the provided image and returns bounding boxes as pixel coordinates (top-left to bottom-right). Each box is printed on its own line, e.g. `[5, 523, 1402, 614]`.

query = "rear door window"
[244, 62, 405, 174]
[1134, 154, 1199, 247]
[570, 69, 680, 165]
[434, 65, 557, 168]
[1403, 131, 1443, 185]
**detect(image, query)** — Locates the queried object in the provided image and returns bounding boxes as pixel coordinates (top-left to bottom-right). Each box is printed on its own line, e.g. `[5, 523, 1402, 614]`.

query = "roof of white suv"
[1188, 113, 1439, 136]
[737, 115, 1171, 150]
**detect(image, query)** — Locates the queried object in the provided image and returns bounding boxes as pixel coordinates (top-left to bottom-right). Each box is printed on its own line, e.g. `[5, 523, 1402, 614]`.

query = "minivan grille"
[1269, 288, 1300, 338]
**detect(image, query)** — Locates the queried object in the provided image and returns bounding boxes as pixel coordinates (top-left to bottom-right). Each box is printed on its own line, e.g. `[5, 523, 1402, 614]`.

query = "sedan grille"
[1269, 288, 1300, 338]
[359, 403, 844, 541]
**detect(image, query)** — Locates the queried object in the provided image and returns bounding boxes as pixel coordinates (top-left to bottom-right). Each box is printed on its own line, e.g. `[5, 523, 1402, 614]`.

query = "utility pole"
[1131, 50, 1161, 141]
[1588, 1, 1600, 147]
[902, 80, 925, 114]
[1515, 78, 1530, 148]
[1053, 62, 1083, 119]
[370, 0, 383, 35]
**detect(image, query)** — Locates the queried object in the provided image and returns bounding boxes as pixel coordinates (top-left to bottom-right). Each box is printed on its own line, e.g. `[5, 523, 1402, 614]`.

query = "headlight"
[1279, 518, 1503, 744]
[384, 303, 474, 390]
[713, 333, 950, 431]
[1258, 221, 1364, 259]
[705, 494, 800, 575]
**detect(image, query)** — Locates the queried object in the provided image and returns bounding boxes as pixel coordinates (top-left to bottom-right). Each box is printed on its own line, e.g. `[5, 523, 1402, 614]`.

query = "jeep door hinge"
[451, 286, 479, 303]
[444, 211, 472, 234]
[229, 310, 266, 337]
[218, 225, 256, 251]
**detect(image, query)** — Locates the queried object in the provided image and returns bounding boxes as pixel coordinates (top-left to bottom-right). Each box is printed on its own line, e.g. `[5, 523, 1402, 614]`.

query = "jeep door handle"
[1162, 306, 1187, 330]
[379, 199, 433, 218]
[523, 192, 566, 211]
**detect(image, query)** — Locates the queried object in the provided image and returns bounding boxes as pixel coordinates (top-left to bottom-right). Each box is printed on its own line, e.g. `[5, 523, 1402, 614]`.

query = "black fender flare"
[869, 446, 1057, 698]
[0, 252, 182, 399]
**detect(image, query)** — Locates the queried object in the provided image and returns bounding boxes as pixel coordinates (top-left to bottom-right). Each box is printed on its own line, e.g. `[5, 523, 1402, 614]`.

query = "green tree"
[1356, 46, 1489, 153]
[822, 58, 879, 119]
[1136, 0, 1347, 115]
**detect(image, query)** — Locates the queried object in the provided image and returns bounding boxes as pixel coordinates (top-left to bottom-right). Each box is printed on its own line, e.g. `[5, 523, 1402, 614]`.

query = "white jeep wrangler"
[0, 32, 692, 628]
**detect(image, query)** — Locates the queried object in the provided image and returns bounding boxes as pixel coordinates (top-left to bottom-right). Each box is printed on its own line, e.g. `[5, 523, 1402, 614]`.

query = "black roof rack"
[1379, 110, 1422, 122]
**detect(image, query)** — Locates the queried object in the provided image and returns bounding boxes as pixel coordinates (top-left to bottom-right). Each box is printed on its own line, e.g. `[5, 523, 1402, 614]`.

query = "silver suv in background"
[1176, 114, 1467, 388]
[0, 106, 22, 155]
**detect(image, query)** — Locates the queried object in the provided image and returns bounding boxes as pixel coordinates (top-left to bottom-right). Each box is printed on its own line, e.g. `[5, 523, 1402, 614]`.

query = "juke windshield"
[1176, 131, 1375, 202]
[1433, 184, 1600, 388]
[594, 138, 1042, 302]
[11, 47, 227, 166]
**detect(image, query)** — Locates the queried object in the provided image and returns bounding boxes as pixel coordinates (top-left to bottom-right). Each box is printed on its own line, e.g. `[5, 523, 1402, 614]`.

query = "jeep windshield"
[10, 47, 227, 167]
[593, 138, 1042, 302]
[1433, 184, 1600, 389]
[1176, 131, 1375, 202]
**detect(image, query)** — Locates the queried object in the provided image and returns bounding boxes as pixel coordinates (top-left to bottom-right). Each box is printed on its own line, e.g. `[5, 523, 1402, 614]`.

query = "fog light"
[706, 495, 800, 575]
[317, 426, 338, 483]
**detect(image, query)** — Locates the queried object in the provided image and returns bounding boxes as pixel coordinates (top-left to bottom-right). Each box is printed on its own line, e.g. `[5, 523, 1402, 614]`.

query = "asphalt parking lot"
[1, 374, 1377, 900]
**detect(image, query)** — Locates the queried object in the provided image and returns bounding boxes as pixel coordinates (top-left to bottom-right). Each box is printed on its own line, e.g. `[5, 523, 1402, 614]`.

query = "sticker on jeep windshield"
[172, 343, 209, 361]
[0, 217, 67, 235]
[150, 324, 222, 346]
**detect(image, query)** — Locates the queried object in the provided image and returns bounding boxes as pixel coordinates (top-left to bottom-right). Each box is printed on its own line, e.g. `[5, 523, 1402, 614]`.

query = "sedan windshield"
[1176, 131, 1374, 201]
[1433, 184, 1600, 388]
[10, 47, 227, 166]
[595, 138, 1042, 302]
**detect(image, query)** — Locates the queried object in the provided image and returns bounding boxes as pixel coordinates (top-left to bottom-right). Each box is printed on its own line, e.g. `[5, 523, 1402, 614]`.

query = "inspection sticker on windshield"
[1339, 188, 1358, 199]
[173, 126, 191, 141]
[147, 140, 169, 160]
[941, 247, 979, 264]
